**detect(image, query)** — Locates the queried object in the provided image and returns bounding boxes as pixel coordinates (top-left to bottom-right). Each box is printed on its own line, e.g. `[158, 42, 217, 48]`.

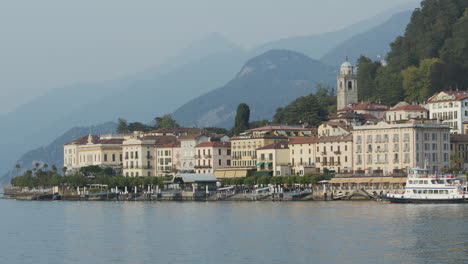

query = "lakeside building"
[195, 141, 231, 174]
[256, 141, 290, 176]
[122, 133, 177, 177]
[178, 134, 210, 172]
[63, 134, 125, 174]
[449, 134, 468, 171]
[426, 91, 468, 134]
[230, 125, 313, 168]
[156, 141, 181, 176]
[145, 127, 201, 136]
[288, 135, 353, 175]
[352, 121, 450, 174]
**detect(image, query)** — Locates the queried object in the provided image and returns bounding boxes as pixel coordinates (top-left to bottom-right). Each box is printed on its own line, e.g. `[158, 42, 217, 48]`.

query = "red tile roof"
[195, 142, 231, 148]
[178, 134, 206, 140]
[256, 141, 289, 150]
[428, 91, 468, 103]
[387, 105, 428, 111]
[159, 141, 181, 148]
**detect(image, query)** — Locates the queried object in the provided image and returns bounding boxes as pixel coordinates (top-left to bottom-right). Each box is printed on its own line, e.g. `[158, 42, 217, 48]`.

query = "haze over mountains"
[0, 6, 415, 183]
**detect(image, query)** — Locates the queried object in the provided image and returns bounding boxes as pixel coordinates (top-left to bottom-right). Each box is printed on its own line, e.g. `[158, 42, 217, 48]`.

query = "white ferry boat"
[384, 168, 467, 204]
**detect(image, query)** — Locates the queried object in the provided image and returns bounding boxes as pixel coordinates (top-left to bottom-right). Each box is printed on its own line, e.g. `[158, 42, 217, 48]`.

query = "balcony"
[146, 155, 153, 159]
[321, 151, 327, 155]
[195, 155, 201, 159]
[204, 155, 212, 159]
[334, 151, 341, 155]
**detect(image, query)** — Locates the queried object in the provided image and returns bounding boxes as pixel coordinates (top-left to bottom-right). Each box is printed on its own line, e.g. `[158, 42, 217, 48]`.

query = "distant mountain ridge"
[172, 49, 335, 128]
[320, 10, 413, 66]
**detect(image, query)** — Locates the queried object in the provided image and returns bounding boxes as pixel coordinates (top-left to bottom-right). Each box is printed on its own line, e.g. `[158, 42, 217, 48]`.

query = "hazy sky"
[0, 0, 419, 114]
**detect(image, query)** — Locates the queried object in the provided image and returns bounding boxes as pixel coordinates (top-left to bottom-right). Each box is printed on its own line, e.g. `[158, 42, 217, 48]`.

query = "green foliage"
[219, 174, 333, 187]
[117, 118, 128, 133]
[202, 127, 231, 137]
[154, 114, 180, 129]
[232, 103, 250, 135]
[356, 56, 381, 101]
[249, 120, 270, 129]
[273, 86, 332, 126]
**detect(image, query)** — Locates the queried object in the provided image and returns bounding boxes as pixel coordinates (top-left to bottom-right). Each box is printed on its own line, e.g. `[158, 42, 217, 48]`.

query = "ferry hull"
[384, 196, 466, 204]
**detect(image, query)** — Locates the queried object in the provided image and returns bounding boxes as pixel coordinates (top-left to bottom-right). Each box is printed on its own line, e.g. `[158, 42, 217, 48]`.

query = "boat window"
[431, 180, 437, 184]
[437, 179, 444, 184]
[444, 190, 448, 194]
[447, 179, 452, 184]
[419, 180, 424, 184]
[423, 180, 428, 184]
[428, 190, 433, 194]
[434, 190, 438, 194]
[409, 180, 413, 184]
[413, 190, 417, 194]
[418, 190, 422, 194]
[423, 190, 428, 194]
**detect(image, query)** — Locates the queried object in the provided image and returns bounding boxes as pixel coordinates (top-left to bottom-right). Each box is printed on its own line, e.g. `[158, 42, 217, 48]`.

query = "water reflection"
[0, 200, 466, 264]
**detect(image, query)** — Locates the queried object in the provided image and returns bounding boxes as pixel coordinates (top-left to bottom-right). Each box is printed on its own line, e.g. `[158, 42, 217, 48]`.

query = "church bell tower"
[337, 58, 358, 110]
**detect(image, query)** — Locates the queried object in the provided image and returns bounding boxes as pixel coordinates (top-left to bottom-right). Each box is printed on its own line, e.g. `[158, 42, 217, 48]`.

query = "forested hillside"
[357, 0, 468, 106]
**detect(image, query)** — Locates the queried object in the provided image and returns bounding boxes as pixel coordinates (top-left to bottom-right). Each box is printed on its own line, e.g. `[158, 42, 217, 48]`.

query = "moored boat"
[383, 168, 467, 204]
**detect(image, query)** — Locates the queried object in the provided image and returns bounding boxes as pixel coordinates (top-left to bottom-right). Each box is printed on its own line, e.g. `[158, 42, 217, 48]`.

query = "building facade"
[178, 134, 210, 172]
[426, 91, 468, 134]
[385, 104, 429, 122]
[353, 121, 450, 174]
[256, 141, 290, 176]
[64, 134, 124, 174]
[318, 121, 352, 137]
[449, 134, 468, 171]
[195, 142, 231, 174]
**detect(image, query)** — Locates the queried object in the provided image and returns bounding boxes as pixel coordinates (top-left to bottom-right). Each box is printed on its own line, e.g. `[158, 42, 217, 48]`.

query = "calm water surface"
[0, 199, 467, 264]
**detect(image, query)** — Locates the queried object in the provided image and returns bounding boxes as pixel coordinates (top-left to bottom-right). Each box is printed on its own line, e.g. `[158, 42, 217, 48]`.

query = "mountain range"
[0, 6, 415, 183]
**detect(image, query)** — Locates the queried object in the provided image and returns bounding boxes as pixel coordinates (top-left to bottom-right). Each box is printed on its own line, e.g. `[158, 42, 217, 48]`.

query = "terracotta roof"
[246, 125, 310, 132]
[288, 137, 318, 145]
[195, 142, 231, 148]
[338, 102, 389, 112]
[154, 136, 177, 146]
[387, 105, 428, 111]
[450, 134, 468, 142]
[65, 135, 124, 145]
[256, 141, 289, 150]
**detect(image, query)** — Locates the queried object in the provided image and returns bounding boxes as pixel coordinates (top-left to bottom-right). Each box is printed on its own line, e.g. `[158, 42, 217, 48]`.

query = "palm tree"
[35, 162, 40, 170]
[15, 163, 20, 177]
[43, 163, 48, 171]
[51, 165, 57, 173]
[62, 166, 68, 176]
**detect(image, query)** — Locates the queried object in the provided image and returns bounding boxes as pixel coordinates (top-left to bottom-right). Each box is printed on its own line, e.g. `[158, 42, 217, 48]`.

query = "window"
[218, 159, 221, 166]
[112, 154, 116, 162]
[104, 154, 108, 162]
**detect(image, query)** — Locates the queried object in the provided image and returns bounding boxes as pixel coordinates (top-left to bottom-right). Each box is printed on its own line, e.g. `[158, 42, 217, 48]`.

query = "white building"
[63, 134, 124, 174]
[426, 91, 468, 134]
[385, 104, 428, 122]
[178, 134, 210, 172]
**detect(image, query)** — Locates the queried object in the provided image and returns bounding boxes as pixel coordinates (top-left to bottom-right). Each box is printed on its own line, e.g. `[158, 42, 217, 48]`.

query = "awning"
[265, 162, 272, 166]
[235, 170, 248, 177]
[256, 162, 264, 166]
[214, 170, 226, 178]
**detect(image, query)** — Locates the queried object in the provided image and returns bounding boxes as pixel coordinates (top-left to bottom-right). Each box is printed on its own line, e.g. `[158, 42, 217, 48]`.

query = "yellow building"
[256, 141, 290, 176]
[318, 121, 352, 137]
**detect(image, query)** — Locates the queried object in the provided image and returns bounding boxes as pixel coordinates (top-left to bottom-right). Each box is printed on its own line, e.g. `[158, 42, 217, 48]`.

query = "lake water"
[0, 199, 467, 264]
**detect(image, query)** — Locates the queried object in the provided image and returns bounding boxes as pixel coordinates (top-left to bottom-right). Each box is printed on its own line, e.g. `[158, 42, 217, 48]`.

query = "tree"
[232, 103, 250, 135]
[273, 94, 327, 126]
[43, 163, 48, 171]
[117, 118, 128, 134]
[154, 114, 179, 129]
[15, 164, 20, 177]
[62, 166, 68, 176]
[127, 122, 152, 132]
[51, 165, 57, 173]
[356, 56, 381, 101]
[202, 127, 231, 137]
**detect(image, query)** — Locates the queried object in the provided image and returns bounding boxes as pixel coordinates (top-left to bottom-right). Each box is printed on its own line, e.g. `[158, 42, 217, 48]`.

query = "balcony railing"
[194, 165, 212, 169]
[334, 151, 341, 155]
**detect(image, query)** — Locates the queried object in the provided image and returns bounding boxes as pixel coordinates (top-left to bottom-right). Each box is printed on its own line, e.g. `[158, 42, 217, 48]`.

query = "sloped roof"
[195, 142, 231, 148]
[427, 91, 468, 103]
[246, 125, 309, 132]
[450, 134, 468, 142]
[387, 105, 428, 111]
[320, 121, 353, 132]
[158, 141, 181, 148]
[178, 134, 207, 140]
[316, 134, 353, 143]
